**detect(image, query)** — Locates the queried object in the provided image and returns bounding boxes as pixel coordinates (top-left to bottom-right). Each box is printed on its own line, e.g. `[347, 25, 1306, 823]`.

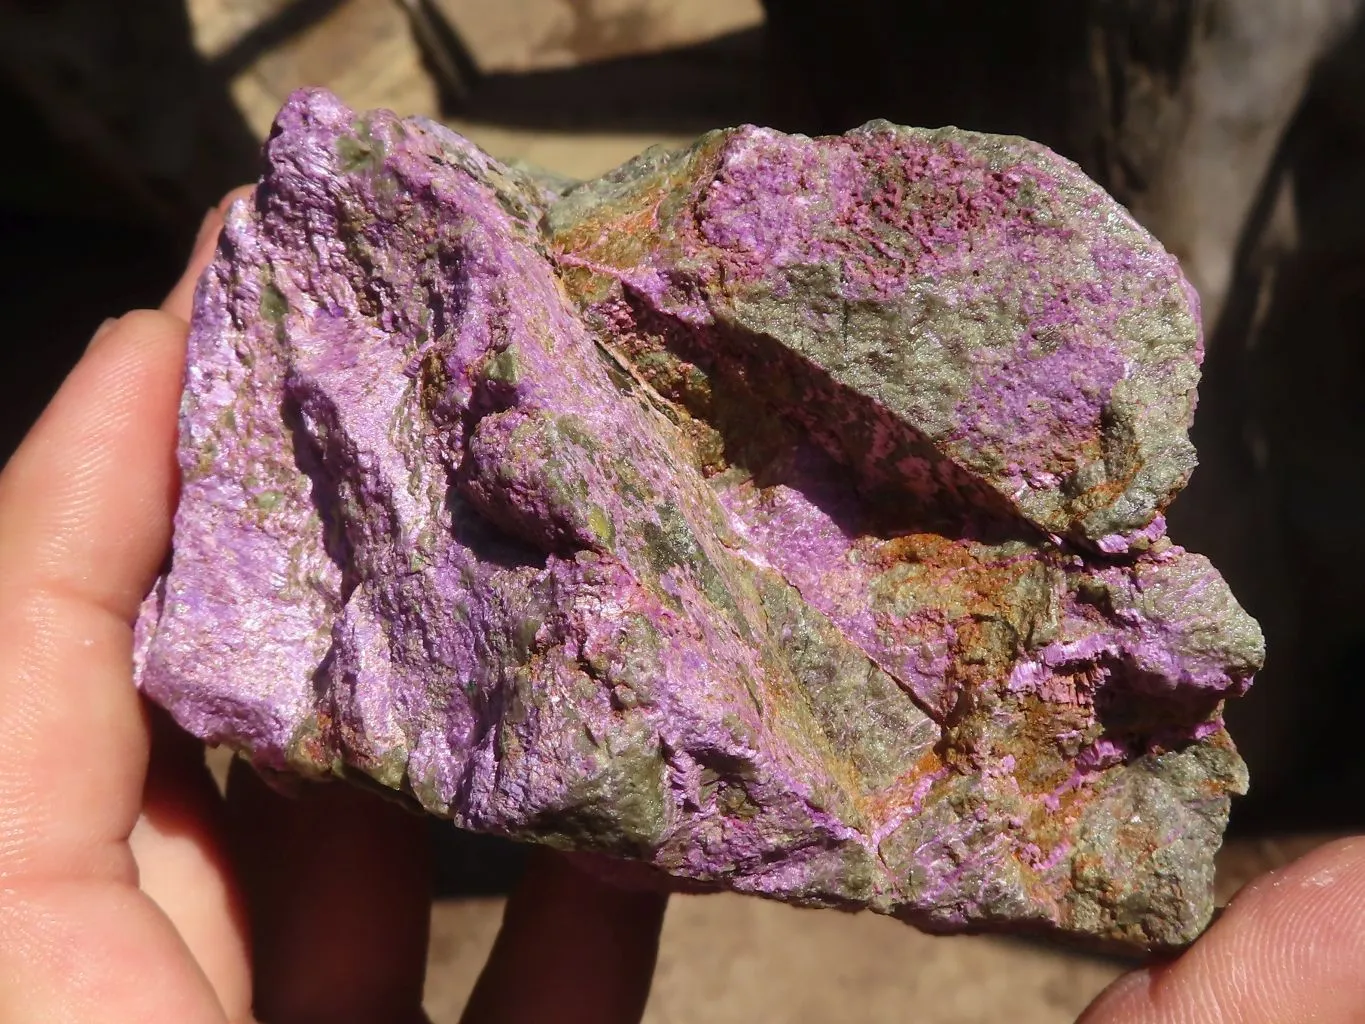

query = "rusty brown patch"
[870, 537, 1041, 640]
[869, 532, 978, 569]
[989, 694, 1095, 798]
[1064, 455, 1147, 526]
[556, 262, 603, 302]
[862, 746, 947, 823]
[556, 199, 661, 272]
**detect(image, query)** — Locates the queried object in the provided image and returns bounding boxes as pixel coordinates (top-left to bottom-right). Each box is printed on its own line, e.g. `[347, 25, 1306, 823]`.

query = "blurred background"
[2, 0, 1363, 1019]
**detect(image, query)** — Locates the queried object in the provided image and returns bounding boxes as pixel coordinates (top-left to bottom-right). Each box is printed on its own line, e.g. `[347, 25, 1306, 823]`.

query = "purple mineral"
[135, 89, 1263, 949]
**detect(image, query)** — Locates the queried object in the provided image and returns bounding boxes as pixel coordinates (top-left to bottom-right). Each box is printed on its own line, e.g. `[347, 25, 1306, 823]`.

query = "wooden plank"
[429, 0, 762, 72]
[0, 0, 263, 230]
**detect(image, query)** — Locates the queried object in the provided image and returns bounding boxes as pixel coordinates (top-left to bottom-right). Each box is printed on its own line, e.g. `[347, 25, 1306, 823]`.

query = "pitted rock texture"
[135, 89, 1263, 950]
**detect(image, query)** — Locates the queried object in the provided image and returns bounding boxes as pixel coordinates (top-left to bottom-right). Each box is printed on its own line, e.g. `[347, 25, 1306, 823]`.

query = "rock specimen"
[135, 89, 1263, 949]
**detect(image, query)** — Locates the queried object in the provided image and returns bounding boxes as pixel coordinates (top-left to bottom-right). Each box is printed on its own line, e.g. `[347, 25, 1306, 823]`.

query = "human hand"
[0, 193, 666, 1023]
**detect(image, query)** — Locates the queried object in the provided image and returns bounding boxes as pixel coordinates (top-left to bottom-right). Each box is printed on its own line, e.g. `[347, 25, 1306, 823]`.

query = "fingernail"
[87, 317, 119, 350]
[191, 208, 220, 257]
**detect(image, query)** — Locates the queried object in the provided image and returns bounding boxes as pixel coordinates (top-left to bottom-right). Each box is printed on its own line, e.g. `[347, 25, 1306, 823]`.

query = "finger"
[130, 709, 252, 1019]
[225, 761, 432, 1024]
[0, 309, 186, 880]
[0, 881, 230, 1023]
[1080, 836, 1365, 1023]
[162, 186, 254, 322]
[0, 312, 233, 1019]
[460, 851, 667, 1024]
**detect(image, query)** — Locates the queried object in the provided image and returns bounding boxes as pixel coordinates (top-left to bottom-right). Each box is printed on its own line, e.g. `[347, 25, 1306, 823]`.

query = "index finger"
[162, 187, 255, 323]
[0, 304, 226, 1019]
[0, 192, 257, 1022]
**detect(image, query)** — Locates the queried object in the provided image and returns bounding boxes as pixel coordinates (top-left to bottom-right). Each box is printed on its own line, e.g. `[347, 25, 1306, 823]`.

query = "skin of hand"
[0, 191, 1362, 1023]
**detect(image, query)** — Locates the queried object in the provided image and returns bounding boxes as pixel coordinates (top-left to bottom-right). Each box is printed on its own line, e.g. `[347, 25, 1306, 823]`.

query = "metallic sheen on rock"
[136, 89, 1263, 950]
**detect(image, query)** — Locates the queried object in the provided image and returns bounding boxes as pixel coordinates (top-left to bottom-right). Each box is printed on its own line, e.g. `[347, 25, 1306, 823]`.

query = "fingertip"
[218, 185, 256, 217]
[86, 317, 121, 352]
[85, 308, 187, 360]
[162, 184, 253, 324]
[1076, 969, 1152, 1024]
[160, 226, 216, 322]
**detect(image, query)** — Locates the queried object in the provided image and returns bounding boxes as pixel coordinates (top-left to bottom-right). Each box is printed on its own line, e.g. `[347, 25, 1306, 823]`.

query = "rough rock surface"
[135, 89, 1263, 949]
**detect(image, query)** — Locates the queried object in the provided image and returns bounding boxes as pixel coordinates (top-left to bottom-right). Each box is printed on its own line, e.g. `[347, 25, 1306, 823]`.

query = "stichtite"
[136, 89, 1262, 950]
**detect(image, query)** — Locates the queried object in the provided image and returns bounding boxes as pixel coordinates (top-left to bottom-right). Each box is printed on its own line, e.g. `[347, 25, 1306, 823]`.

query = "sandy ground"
[416, 833, 1331, 1022]
[424, 894, 1123, 1023]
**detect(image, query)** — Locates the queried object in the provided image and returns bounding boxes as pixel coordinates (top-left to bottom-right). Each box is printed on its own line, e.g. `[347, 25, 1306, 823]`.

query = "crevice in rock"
[444, 482, 550, 571]
[281, 391, 358, 603]
[1091, 653, 1225, 755]
[606, 286, 1039, 547]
